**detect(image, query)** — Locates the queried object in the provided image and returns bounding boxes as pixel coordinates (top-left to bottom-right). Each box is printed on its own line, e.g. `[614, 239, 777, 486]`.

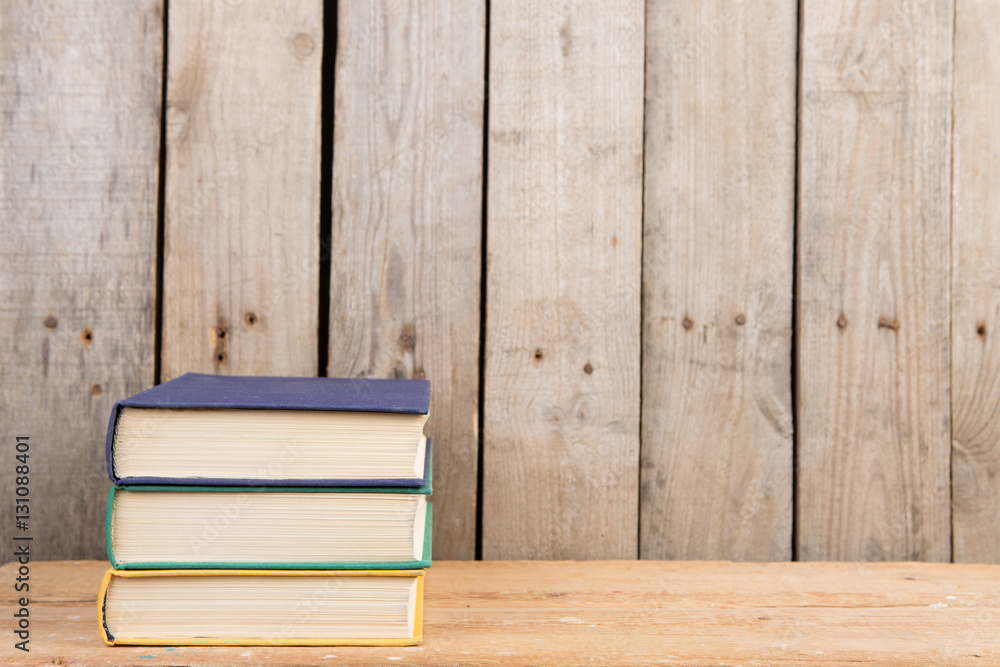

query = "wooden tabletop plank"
[2, 560, 997, 665]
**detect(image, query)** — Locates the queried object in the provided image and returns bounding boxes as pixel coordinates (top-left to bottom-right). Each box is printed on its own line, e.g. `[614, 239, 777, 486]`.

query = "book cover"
[99, 568, 424, 646]
[106, 373, 431, 487]
[107, 490, 433, 570]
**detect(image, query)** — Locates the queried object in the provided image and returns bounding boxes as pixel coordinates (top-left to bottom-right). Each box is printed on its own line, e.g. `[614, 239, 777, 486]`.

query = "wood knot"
[398, 325, 415, 352]
[292, 33, 316, 58]
[166, 104, 189, 143]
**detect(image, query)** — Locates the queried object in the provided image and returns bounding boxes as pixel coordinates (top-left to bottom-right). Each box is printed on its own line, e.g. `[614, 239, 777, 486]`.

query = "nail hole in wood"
[583, 362, 593, 374]
[43, 315, 58, 329]
[682, 316, 693, 330]
[534, 349, 544, 361]
[91, 383, 102, 397]
[837, 314, 848, 329]
[977, 322, 987, 338]
[878, 317, 899, 331]
[245, 312, 257, 326]
[735, 314, 746, 326]
[81, 328, 93, 344]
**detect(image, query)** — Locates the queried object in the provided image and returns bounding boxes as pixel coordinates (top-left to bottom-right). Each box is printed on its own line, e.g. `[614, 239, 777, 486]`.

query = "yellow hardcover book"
[99, 568, 424, 646]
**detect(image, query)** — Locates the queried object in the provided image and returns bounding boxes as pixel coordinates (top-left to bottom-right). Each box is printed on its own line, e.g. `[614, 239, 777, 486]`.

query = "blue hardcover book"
[106, 373, 431, 487]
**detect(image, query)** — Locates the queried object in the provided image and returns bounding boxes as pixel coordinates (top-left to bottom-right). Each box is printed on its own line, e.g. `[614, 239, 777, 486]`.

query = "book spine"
[106, 487, 119, 568]
[98, 569, 116, 645]
[105, 402, 123, 484]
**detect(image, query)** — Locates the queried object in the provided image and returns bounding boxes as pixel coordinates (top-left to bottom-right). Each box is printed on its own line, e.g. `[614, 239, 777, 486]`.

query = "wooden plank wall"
[5, 0, 1000, 564]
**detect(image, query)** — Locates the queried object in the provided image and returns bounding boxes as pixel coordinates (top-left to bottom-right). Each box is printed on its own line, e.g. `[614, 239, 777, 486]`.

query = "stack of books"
[98, 373, 432, 646]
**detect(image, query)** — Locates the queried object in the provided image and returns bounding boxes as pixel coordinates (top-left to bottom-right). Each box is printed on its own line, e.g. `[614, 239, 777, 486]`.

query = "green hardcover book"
[107, 480, 432, 570]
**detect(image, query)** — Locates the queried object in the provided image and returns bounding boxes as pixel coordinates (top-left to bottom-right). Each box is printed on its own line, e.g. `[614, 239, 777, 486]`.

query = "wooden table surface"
[1, 560, 997, 666]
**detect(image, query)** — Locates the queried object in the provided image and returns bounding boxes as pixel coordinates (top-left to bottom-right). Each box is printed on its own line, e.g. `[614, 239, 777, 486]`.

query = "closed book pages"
[106, 373, 431, 487]
[107, 485, 433, 569]
[99, 569, 424, 646]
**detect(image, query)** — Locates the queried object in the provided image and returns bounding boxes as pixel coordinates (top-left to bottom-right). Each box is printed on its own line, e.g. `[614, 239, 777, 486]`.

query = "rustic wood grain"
[640, 0, 797, 561]
[161, 0, 322, 379]
[796, 0, 953, 561]
[481, 1, 645, 559]
[328, 0, 485, 560]
[952, 0, 1000, 564]
[0, 0, 161, 560]
[4, 560, 999, 664]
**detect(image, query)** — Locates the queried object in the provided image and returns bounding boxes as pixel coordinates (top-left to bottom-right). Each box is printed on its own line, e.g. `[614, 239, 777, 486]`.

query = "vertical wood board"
[482, 0, 645, 558]
[951, 0, 1000, 564]
[162, 0, 323, 380]
[640, 0, 798, 561]
[328, 0, 486, 559]
[0, 0, 161, 558]
[796, 0, 953, 561]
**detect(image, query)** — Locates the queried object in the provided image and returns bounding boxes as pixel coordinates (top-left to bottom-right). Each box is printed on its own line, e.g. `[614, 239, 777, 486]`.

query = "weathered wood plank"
[482, 1, 644, 558]
[640, 0, 797, 560]
[952, 0, 1000, 564]
[328, 0, 485, 560]
[161, 0, 322, 379]
[0, 1, 161, 559]
[796, 0, 953, 561]
[4, 560, 1000, 664]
